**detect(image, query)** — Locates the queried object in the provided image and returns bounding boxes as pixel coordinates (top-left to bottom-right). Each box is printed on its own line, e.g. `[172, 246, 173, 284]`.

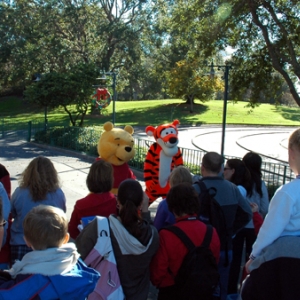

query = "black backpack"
[195, 179, 230, 266]
[165, 225, 219, 300]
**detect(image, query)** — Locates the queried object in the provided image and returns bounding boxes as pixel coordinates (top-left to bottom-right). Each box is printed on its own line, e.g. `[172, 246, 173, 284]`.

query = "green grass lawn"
[1, 96, 300, 127]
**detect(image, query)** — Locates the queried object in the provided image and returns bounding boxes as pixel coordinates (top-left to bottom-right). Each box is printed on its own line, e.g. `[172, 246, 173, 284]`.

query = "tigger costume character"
[144, 120, 183, 204]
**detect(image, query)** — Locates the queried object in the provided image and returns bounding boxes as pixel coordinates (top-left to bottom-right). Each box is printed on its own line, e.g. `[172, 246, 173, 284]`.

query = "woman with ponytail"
[76, 179, 159, 300]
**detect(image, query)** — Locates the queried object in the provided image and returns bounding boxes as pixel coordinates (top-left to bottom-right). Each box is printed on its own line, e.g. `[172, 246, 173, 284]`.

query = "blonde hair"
[23, 205, 68, 250]
[169, 166, 192, 187]
[289, 128, 300, 151]
[19, 156, 60, 201]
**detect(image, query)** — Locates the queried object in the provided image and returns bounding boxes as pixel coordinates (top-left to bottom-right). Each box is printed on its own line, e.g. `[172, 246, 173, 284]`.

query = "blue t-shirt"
[0, 182, 11, 246]
[153, 199, 175, 231]
[10, 187, 66, 245]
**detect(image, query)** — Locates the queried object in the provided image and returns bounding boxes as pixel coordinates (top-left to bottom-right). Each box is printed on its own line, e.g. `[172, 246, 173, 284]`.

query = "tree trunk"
[63, 106, 75, 126]
[185, 95, 195, 112]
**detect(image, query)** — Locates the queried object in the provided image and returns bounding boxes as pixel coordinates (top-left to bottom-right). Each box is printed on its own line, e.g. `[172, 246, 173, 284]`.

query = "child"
[246, 128, 300, 272]
[0, 205, 100, 299]
[76, 179, 159, 300]
[68, 160, 117, 239]
[150, 183, 220, 300]
[153, 165, 193, 231]
[10, 156, 66, 263]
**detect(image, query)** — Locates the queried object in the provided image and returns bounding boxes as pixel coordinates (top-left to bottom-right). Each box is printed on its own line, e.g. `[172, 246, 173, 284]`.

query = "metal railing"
[0, 118, 294, 191]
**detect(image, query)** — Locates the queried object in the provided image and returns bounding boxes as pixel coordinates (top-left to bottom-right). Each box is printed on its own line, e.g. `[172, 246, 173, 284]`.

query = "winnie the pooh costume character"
[144, 120, 183, 204]
[97, 122, 136, 195]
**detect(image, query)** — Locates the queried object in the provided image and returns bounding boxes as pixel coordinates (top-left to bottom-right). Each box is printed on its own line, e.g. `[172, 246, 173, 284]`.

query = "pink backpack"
[84, 216, 125, 300]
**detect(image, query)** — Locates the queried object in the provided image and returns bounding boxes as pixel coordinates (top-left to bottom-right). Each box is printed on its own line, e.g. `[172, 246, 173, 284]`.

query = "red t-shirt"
[68, 192, 117, 239]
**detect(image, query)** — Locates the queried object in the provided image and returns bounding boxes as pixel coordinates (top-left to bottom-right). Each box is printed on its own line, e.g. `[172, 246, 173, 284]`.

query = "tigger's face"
[146, 120, 180, 157]
[155, 126, 179, 148]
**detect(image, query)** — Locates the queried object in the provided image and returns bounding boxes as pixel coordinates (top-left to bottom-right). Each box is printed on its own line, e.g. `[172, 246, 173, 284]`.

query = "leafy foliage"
[166, 0, 300, 106]
[167, 60, 224, 104]
[24, 63, 98, 126]
[0, 0, 154, 92]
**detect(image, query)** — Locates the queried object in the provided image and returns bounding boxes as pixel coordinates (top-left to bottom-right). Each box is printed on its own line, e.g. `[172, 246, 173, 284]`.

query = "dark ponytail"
[118, 179, 143, 238]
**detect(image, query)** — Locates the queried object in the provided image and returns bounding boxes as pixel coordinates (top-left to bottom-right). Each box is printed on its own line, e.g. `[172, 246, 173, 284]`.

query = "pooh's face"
[97, 122, 135, 166]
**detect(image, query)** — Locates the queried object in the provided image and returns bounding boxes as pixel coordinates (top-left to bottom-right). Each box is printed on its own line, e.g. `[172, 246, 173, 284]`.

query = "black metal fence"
[0, 119, 293, 191]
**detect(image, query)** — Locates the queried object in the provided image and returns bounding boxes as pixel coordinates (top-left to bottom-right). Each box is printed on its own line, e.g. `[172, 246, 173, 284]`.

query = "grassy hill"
[1, 96, 300, 127]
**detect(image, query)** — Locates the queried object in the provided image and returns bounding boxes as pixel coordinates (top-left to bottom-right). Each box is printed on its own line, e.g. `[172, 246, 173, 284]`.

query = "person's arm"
[153, 200, 169, 231]
[150, 231, 171, 287]
[0, 183, 10, 222]
[141, 191, 152, 222]
[0, 175, 11, 199]
[250, 188, 293, 259]
[237, 185, 247, 198]
[127, 166, 136, 180]
[209, 227, 221, 264]
[0, 165, 10, 199]
[259, 180, 269, 217]
[252, 211, 264, 235]
[59, 189, 67, 213]
[75, 218, 98, 260]
[144, 145, 156, 191]
[232, 188, 253, 234]
[68, 203, 81, 240]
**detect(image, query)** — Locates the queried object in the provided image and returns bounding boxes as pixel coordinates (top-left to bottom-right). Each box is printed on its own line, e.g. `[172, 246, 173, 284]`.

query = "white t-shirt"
[251, 178, 300, 257]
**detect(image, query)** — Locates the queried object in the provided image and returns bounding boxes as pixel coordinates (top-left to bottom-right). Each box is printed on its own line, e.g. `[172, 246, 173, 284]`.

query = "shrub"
[34, 126, 102, 155]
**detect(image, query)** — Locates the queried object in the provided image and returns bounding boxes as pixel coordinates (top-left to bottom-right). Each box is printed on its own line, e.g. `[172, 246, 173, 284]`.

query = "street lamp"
[210, 61, 232, 157]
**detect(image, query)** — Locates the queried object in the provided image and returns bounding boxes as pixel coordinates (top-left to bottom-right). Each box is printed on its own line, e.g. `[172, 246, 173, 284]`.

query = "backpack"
[84, 216, 125, 300]
[165, 225, 219, 300]
[195, 179, 230, 265]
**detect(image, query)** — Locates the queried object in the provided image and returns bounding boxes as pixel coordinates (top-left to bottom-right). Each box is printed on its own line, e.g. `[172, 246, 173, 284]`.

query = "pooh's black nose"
[125, 147, 132, 152]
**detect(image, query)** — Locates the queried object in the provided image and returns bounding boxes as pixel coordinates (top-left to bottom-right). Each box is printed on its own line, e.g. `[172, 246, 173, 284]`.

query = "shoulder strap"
[195, 180, 217, 197]
[201, 225, 213, 248]
[195, 179, 207, 193]
[164, 225, 213, 252]
[96, 216, 110, 237]
[164, 226, 195, 252]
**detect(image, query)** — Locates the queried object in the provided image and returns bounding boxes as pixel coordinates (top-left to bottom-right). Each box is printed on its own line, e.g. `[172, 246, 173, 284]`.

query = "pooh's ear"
[124, 125, 134, 135]
[103, 122, 114, 132]
[145, 126, 155, 137]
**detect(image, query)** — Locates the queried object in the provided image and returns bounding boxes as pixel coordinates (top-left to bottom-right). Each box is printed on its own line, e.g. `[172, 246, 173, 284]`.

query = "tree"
[0, 0, 155, 93]
[166, 0, 300, 106]
[24, 64, 98, 126]
[167, 60, 224, 110]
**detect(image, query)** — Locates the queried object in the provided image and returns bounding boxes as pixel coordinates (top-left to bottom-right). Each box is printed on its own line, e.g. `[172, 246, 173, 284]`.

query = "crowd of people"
[0, 128, 300, 299]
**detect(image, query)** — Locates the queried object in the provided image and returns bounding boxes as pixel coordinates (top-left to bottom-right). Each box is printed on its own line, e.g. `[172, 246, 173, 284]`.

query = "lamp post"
[210, 61, 232, 157]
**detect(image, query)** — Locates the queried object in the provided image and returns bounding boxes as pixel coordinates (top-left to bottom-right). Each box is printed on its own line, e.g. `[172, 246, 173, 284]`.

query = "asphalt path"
[134, 125, 297, 164]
